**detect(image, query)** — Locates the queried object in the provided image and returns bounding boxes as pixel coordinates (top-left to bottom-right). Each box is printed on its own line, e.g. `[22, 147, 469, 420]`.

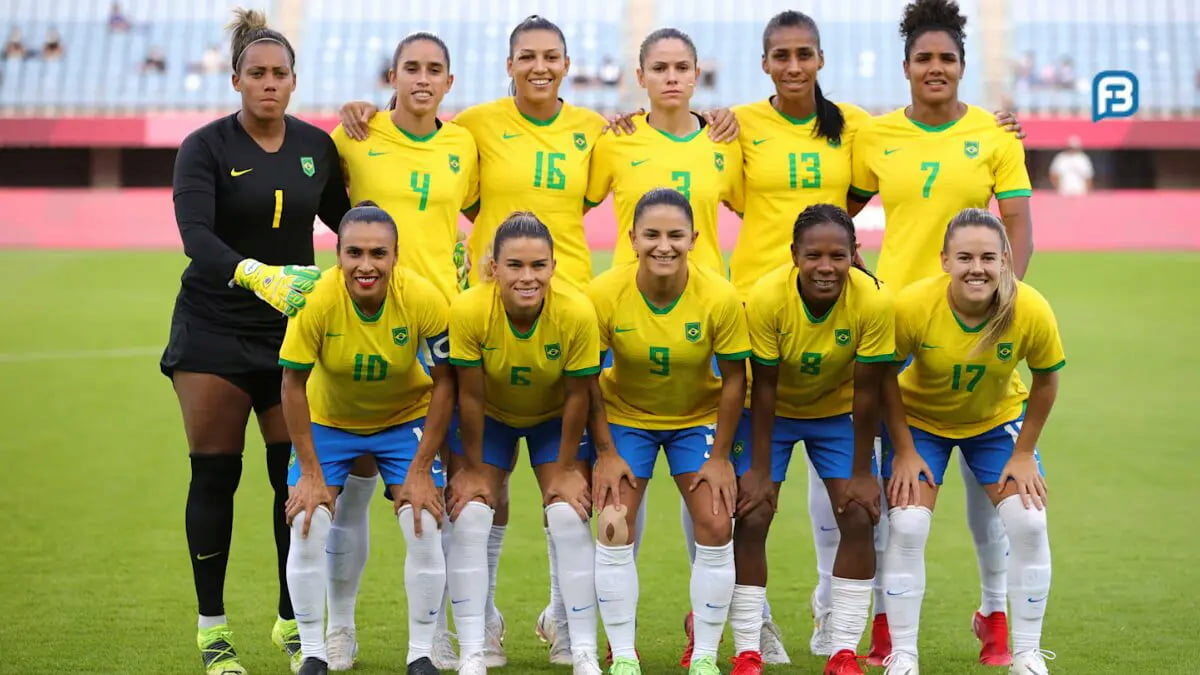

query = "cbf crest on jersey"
[544, 343, 561, 360]
[574, 133, 587, 151]
[393, 326, 410, 347]
[732, 439, 745, 456]
[449, 154, 461, 174]
[714, 152, 725, 172]
[685, 322, 702, 343]
[997, 342, 1013, 361]
[964, 141, 980, 159]
[835, 328, 852, 346]
[300, 156, 315, 177]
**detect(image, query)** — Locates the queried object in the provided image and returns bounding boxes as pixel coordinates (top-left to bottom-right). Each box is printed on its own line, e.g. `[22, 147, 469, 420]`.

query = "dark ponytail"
[791, 203, 879, 288]
[762, 10, 844, 145]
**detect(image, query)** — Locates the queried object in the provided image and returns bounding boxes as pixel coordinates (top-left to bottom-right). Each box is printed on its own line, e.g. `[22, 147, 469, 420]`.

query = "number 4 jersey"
[279, 266, 450, 434]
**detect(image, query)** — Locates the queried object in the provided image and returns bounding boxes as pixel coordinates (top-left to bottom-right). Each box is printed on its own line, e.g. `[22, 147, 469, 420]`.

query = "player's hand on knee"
[447, 468, 492, 520]
[396, 471, 445, 535]
[545, 467, 592, 520]
[998, 454, 1047, 510]
[338, 100, 378, 141]
[592, 453, 636, 511]
[232, 259, 322, 317]
[286, 473, 332, 537]
[887, 451, 934, 509]
[702, 107, 740, 143]
[601, 108, 645, 136]
[840, 471, 882, 525]
[735, 467, 776, 517]
[691, 457, 737, 517]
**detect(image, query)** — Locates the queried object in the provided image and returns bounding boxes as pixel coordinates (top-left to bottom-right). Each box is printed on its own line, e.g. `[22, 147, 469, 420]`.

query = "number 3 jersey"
[588, 262, 751, 430]
[894, 274, 1066, 439]
[278, 266, 450, 434]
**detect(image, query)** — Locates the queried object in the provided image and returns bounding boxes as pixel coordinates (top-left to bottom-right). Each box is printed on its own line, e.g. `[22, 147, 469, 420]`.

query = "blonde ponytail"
[943, 208, 1018, 358]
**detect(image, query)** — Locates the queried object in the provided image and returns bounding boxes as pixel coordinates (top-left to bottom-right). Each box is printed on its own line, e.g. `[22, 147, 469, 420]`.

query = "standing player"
[849, 0, 1034, 664]
[446, 213, 603, 675]
[588, 188, 749, 675]
[585, 28, 743, 275]
[161, 9, 349, 674]
[280, 203, 454, 675]
[880, 209, 1063, 675]
[730, 205, 896, 675]
[323, 32, 479, 670]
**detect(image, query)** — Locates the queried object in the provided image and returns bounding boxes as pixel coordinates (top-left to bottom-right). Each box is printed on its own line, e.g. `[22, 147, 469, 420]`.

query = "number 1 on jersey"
[787, 153, 821, 189]
[271, 189, 283, 228]
[533, 151, 566, 190]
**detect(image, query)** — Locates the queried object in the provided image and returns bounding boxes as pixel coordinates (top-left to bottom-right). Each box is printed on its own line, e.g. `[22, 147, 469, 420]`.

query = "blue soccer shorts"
[730, 409, 866, 482]
[287, 418, 445, 488]
[882, 414, 1043, 485]
[447, 414, 593, 471]
[608, 422, 725, 479]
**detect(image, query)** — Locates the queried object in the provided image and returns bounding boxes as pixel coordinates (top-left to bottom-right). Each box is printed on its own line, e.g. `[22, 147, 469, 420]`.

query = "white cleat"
[458, 651, 488, 675]
[882, 651, 920, 675]
[536, 606, 573, 665]
[431, 626, 459, 671]
[535, 606, 557, 643]
[1009, 649, 1055, 675]
[571, 650, 602, 675]
[760, 618, 792, 665]
[483, 610, 507, 668]
[325, 627, 358, 671]
[809, 589, 833, 657]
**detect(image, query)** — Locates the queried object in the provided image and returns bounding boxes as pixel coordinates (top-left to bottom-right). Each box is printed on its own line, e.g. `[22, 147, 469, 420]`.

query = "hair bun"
[354, 199, 379, 208]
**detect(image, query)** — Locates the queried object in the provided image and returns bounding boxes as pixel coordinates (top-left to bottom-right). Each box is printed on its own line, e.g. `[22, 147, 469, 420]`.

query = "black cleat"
[298, 657, 328, 675]
[406, 656, 440, 675]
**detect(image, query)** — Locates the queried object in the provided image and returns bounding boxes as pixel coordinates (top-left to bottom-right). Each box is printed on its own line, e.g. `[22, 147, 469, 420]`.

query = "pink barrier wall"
[1, 188, 1197, 251]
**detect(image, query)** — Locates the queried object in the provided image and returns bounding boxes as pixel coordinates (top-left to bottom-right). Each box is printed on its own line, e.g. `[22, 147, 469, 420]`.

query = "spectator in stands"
[142, 46, 166, 74]
[1054, 55, 1076, 90]
[201, 44, 222, 74]
[4, 28, 27, 60]
[108, 3, 131, 33]
[599, 55, 621, 87]
[1049, 135, 1094, 196]
[42, 28, 63, 61]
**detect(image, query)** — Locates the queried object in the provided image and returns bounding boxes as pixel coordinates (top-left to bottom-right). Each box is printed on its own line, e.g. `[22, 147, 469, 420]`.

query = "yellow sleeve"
[448, 293, 483, 367]
[461, 134, 481, 212]
[993, 133, 1033, 200]
[279, 302, 325, 370]
[563, 298, 602, 376]
[584, 133, 614, 207]
[892, 290, 919, 362]
[451, 103, 485, 136]
[585, 279, 613, 351]
[849, 123, 878, 199]
[722, 140, 745, 214]
[1023, 289, 1066, 373]
[745, 285, 780, 366]
[712, 287, 752, 360]
[855, 285, 897, 363]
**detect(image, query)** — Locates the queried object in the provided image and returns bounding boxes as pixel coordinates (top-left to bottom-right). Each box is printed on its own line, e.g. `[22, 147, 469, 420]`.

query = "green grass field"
[1, 250, 1197, 674]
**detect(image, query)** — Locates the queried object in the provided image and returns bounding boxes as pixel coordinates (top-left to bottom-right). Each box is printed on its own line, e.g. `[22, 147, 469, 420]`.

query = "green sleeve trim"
[1029, 359, 1066, 373]
[750, 354, 780, 366]
[716, 350, 752, 361]
[583, 197, 604, 208]
[564, 366, 602, 377]
[461, 198, 480, 213]
[856, 353, 899, 364]
[279, 358, 314, 371]
[995, 188, 1032, 200]
[848, 186, 877, 200]
[449, 357, 482, 367]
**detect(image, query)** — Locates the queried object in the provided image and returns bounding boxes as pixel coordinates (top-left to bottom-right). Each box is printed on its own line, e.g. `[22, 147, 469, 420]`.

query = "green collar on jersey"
[769, 98, 816, 125]
[516, 98, 564, 126]
[640, 289, 683, 315]
[507, 310, 542, 339]
[906, 115, 962, 133]
[352, 295, 387, 323]
[394, 118, 442, 143]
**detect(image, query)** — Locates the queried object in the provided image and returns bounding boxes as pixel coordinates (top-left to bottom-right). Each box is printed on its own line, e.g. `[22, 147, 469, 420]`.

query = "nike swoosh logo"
[920, 343, 940, 350]
[196, 552, 223, 561]
[598, 597, 617, 603]
[1027, 596, 1048, 603]
[614, 327, 636, 333]
[886, 589, 908, 596]
[230, 168, 253, 177]
[571, 604, 594, 612]
[883, 148, 901, 155]
[481, 345, 498, 351]
[630, 159, 649, 167]
[502, 132, 522, 140]
[752, 138, 770, 145]
[428, 609, 439, 615]
[326, 333, 344, 338]
[819, 526, 838, 532]
[367, 149, 388, 157]
[704, 602, 727, 609]
[451, 598, 469, 605]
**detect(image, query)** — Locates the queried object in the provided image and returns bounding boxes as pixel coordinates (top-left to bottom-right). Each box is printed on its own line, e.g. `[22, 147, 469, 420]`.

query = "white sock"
[691, 542, 735, 660]
[633, 492, 648, 559]
[326, 473, 375, 631]
[762, 597, 772, 621]
[546, 503, 598, 652]
[545, 527, 566, 625]
[873, 438, 890, 617]
[960, 454, 1009, 615]
[830, 577, 873, 653]
[449, 502, 494, 656]
[680, 495, 696, 565]
[997, 495, 1051, 654]
[436, 519, 452, 632]
[595, 543, 638, 659]
[287, 506, 333, 663]
[881, 506, 931, 657]
[730, 584, 766, 655]
[808, 455, 840, 610]
[485, 525, 506, 624]
[198, 614, 227, 630]
[398, 506, 446, 664]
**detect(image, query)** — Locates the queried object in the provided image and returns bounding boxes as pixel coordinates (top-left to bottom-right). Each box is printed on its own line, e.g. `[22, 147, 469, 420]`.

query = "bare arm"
[281, 368, 318, 475]
[415, 363, 456, 471]
[998, 196, 1033, 279]
[712, 358, 747, 460]
[455, 365, 487, 469]
[1013, 371, 1059, 459]
[748, 360, 778, 475]
[557, 375, 591, 468]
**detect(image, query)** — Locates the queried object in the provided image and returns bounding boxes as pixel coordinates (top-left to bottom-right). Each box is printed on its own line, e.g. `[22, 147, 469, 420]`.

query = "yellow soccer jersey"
[747, 266, 896, 419]
[584, 114, 743, 274]
[850, 105, 1032, 291]
[331, 114, 480, 301]
[730, 100, 871, 298]
[588, 262, 751, 429]
[453, 98, 606, 288]
[894, 275, 1066, 439]
[448, 281, 601, 427]
[279, 266, 451, 434]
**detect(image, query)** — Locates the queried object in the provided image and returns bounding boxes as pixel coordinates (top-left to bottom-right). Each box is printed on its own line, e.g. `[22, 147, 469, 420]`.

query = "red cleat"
[730, 650, 764, 675]
[973, 611, 1013, 666]
[680, 611, 695, 667]
[824, 649, 865, 675]
[866, 613, 892, 666]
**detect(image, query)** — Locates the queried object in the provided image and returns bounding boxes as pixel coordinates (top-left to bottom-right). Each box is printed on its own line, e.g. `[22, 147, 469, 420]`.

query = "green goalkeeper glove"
[231, 258, 321, 318]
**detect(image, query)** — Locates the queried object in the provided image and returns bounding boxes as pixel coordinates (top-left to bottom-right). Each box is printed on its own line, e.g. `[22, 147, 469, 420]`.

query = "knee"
[997, 495, 1048, 547]
[691, 511, 733, 546]
[835, 501, 874, 540]
[452, 500, 494, 545]
[887, 506, 932, 550]
[734, 502, 774, 540]
[597, 504, 632, 546]
[290, 505, 333, 553]
[398, 505, 443, 551]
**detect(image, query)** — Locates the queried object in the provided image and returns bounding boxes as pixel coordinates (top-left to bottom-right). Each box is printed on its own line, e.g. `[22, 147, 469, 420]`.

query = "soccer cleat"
[431, 625, 459, 670]
[537, 606, 572, 665]
[882, 651, 919, 675]
[760, 618, 791, 664]
[272, 617, 304, 674]
[688, 655, 721, 675]
[609, 656, 642, 675]
[824, 649, 865, 675]
[810, 589, 834, 657]
[325, 626, 358, 671]
[197, 624, 246, 675]
[1009, 649, 1055, 675]
[730, 650, 764, 675]
[483, 610, 507, 667]
[298, 657, 329, 675]
[973, 611, 1014, 666]
[458, 652, 488, 675]
[535, 606, 557, 643]
[406, 656, 440, 675]
[679, 611, 695, 667]
[866, 613, 893, 666]
[572, 650, 603, 675]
